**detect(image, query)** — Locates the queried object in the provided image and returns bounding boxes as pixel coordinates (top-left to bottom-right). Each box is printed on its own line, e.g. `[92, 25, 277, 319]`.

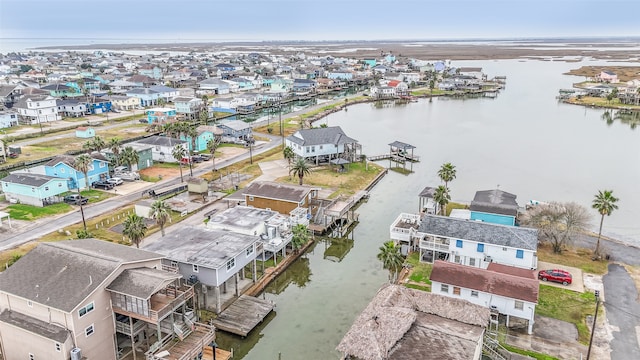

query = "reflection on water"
[602, 109, 640, 129]
[265, 253, 313, 295]
[215, 311, 277, 359]
[322, 237, 355, 263]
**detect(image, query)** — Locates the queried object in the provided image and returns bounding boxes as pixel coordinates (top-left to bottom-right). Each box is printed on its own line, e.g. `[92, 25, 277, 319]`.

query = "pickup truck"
[64, 194, 89, 205]
[92, 180, 115, 190]
[116, 171, 140, 181]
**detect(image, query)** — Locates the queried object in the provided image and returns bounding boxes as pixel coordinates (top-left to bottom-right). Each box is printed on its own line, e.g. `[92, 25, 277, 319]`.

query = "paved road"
[602, 264, 640, 360]
[14, 119, 142, 147]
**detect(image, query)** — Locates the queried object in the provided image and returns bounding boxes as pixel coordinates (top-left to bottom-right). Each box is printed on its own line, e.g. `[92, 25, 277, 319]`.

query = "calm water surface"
[221, 58, 640, 359]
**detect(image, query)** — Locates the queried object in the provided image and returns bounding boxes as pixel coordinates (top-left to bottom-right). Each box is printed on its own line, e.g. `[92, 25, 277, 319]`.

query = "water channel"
[217, 58, 640, 359]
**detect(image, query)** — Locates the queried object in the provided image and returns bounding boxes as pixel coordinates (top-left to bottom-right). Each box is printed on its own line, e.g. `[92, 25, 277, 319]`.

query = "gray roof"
[0, 310, 70, 343]
[418, 186, 436, 198]
[219, 120, 252, 131]
[0, 85, 18, 97]
[388, 141, 416, 150]
[126, 88, 159, 95]
[418, 215, 538, 251]
[0, 239, 163, 312]
[1, 173, 63, 187]
[243, 181, 316, 203]
[149, 85, 177, 93]
[134, 135, 187, 147]
[207, 206, 278, 232]
[144, 226, 259, 270]
[287, 126, 358, 147]
[106, 268, 181, 300]
[470, 189, 518, 216]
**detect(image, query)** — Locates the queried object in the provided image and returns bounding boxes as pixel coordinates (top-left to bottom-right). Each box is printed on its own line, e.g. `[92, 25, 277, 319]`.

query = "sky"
[1, 0, 639, 42]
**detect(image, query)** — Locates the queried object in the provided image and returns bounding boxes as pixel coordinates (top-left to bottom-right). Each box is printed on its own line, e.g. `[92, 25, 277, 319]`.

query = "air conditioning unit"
[70, 348, 82, 360]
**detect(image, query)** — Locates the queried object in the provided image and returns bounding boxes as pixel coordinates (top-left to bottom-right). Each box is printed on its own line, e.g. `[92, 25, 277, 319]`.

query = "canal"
[216, 58, 640, 359]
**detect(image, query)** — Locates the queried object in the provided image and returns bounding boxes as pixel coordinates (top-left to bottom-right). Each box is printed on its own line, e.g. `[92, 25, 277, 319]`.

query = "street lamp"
[586, 290, 601, 360]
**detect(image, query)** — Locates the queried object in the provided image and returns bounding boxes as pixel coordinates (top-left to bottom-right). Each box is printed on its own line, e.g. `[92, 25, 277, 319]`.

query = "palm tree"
[120, 146, 139, 171]
[172, 145, 187, 182]
[206, 137, 221, 170]
[149, 200, 171, 237]
[377, 241, 404, 283]
[162, 122, 176, 138]
[122, 214, 148, 248]
[109, 137, 121, 165]
[74, 154, 92, 190]
[290, 158, 311, 185]
[283, 146, 295, 176]
[291, 224, 310, 253]
[437, 162, 457, 190]
[92, 136, 106, 152]
[82, 140, 94, 153]
[592, 190, 619, 257]
[433, 185, 450, 216]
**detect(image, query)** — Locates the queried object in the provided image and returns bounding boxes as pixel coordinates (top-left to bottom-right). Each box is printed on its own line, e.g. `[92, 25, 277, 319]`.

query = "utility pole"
[279, 100, 284, 149]
[586, 290, 601, 360]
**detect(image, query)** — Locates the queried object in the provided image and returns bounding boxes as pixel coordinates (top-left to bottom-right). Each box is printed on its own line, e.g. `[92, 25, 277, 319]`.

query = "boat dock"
[212, 295, 275, 337]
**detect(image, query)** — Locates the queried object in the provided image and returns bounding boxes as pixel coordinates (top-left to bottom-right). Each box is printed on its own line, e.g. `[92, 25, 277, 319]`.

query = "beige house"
[0, 239, 215, 360]
[107, 95, 141, 111]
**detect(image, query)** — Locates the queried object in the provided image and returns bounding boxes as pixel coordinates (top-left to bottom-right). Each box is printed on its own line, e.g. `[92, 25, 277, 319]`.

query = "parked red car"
[538, 269, 572, 285]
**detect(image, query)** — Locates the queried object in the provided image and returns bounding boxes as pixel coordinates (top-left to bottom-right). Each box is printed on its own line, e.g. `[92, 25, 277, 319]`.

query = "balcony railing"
[115, 318, 147, 335]
[146, 322, 215, 360]
[112, 284, 195, 324]
[149, 285, 195, 323]
[419, 240, 450, 252]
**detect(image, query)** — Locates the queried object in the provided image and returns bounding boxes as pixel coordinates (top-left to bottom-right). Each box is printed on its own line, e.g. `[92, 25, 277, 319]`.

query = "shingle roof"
[470, 189, 518, 216]
[0, 310, 70, 343]
[134, 135, 187, 147]
[244, 181, 316, 203]
[0, 239, 163, 312]
[219, 120, 252, 131]
[1, 173, 62, 187]
[106, 268, 181, 300]
[287, 126, 358, 147]
[417, 215, 538, 251]
[430, 261, 539, 303]
[126, 88, 159, 95]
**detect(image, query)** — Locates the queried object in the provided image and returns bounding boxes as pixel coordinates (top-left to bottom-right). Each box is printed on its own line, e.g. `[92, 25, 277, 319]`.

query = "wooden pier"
[212, 295, 275, 337]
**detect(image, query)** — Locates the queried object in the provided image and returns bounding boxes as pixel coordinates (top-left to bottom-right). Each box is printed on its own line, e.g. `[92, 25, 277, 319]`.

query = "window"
[471, 291, 479, 298]
[58, 183, 62, 187]
[306, 147, 310, 153]
[502, 247, 507, 251]
[440, 284, 449, 293]
[85, 324, 94, 337]
[246, 246, 254, 257]
[99, 162, 105, 168]
[170, 260, 178, 268]
[27, 300, 33, 307]
[45, 186, 49, 191]
[456, 240, 463, 248]
[60, 168, 65, 173]
[226, 258, 235, 271]
[477, 243, 484, 252]
[192, 264, 199, 273]
[514, 301, 524, 310]
[516, 250, 524, 259]
[248, 196, 254, 201]
[469, 258, 476, 266]
[453, 287, 461, 295]
[319, 145, 323, 150]
[454, 255, 461, 263]
[55, 343, 61, 352]
[78, 302, 94, 317]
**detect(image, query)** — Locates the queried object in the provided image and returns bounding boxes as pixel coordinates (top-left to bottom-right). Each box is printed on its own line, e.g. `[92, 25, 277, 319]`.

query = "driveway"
[537, 261, 585, 293]
[603, 264, 640, 360]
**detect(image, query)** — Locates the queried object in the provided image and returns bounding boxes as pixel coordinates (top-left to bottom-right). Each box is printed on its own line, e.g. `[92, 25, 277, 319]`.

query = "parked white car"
[118, 172, 140, 181]
[107, 177, 124, 186]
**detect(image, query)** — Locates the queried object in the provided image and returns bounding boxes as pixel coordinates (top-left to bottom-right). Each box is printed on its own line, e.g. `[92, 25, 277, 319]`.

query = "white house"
[390, 214, 539, 270]
[130, 135, 188, 163]
[430, 260, 539, 334]
[13, 94, 61, 125]
[457, 67, 485, 80]
[285, 126, 360, 164]
[370, 85, 396, 98]
[0, 110, 18, 128]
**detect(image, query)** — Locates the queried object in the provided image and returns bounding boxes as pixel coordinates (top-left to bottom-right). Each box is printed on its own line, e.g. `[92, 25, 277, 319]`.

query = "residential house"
[1, 173, 69, 206]
[83, 96, 112, 115]
[327, 71, 353, 80]
[598, 71, 618, 83]
[0, 84, 22, 109]
[0, 110, 19, 128]
[127, 74, 155, 87]
[125, 88, 160, 107]
[102, 142, 154, 171]
[218, 120, 253, 143]
[149, 85, 179, 102]
[226, 77, 255, 91]
[43, 154, 110, 190]
[174, 96, 203, 120]
[337, 284, 490, 360]
[370, 85, 396, 98]
[457, 67, 485, 80]
[285, 126, 360, 164]
[198, 78, 230, 95]
[56, 99, 87, 117]
[292, 78, 316, 93]
[106, 95, 140, 111]
[214, 63, 236, 72]
[138, 65, 163, 80]
[469, 189, 519, 226]
[13, 94, 62, 125]
[181, 125, 222, 152]
[269, 77, 292, 92]
[430, 260, 539, 334]
[145, 107, 177, 124]
[243, 181, 319, 225]
[386, 80, 409, 96]
[145, 225, 262, 313]
[413, 214, 539, 269]
[75, 126, 95, 138]
[40, 83, 82, 98]
[131, 135, 188, 163]
[107, 79, 138, 92]
[0, 239, 214, 360]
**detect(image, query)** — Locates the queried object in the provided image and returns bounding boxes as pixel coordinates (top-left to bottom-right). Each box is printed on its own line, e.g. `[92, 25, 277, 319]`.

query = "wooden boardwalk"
[202, 346, 233, 360]
[212, 295, 275, 337]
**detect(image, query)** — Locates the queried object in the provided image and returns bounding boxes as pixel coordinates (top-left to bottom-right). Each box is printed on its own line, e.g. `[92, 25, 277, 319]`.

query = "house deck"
[212, 295, 275, 337]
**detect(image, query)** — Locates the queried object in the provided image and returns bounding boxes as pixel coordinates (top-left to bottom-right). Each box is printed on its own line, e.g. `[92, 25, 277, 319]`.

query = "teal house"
[1, 173, 69, 207]
[146, 107, 177, 124]
[469, 189, 519, 226]
[44, 154, 110, 190]
[75, 126, 95, 138]
[181, 125, 223, 152]
[41, 84, 82, 98]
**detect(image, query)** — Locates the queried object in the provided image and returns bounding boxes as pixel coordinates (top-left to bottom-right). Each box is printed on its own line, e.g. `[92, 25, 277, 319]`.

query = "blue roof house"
[44, 154, 110, 190]
[126, 88, 160, 107]
[1, 173, 69, 207]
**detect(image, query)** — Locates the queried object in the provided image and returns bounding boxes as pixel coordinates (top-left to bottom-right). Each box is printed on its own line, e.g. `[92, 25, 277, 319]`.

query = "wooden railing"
[149, 286, 195, 322]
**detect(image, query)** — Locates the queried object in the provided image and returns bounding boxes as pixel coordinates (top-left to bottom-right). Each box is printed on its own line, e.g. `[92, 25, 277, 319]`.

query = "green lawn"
[501, 343, 560, 360]
[405, 252, 433, 284]
[7, 203, 72, 220]
[536, 285, 597, 343]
